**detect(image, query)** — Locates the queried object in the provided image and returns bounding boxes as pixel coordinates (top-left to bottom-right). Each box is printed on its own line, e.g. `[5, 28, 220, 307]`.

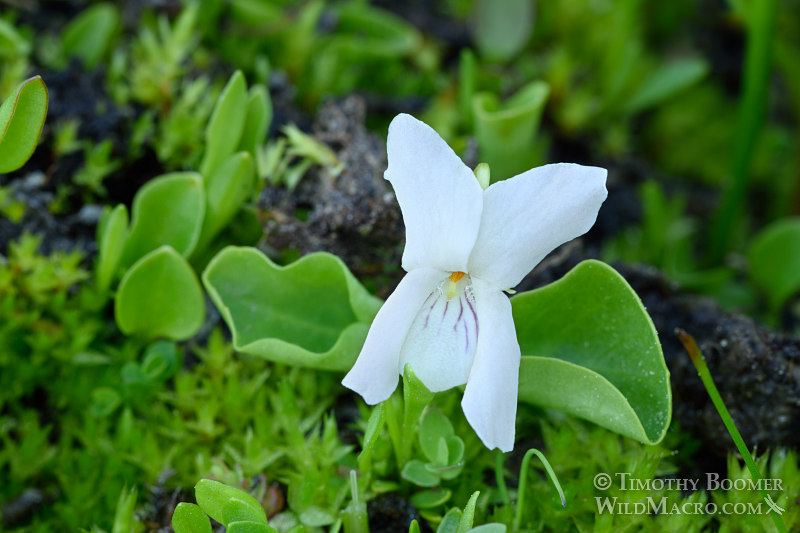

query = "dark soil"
[367, 492, 432, 533]
[258, 95, 404, 294]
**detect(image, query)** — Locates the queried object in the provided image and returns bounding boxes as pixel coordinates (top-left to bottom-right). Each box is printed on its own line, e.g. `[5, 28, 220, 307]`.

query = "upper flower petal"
[467, 163, 608, 289]
[342, 267, 445, 404]
[385, 114, 484, 273]
[461, 278, 520, 452]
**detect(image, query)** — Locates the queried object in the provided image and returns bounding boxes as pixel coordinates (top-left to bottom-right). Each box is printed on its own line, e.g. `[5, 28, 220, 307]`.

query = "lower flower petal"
[461, 278, 521, 452]
[342, 268, 445, 404]
[399, 275, 479, 392]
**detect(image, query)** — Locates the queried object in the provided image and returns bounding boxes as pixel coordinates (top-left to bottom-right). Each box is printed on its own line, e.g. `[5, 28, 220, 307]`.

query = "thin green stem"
[513, 448, 566, 532]
[494, 452, 510, 507]
[677, 329, 786, 533]
[709, 0, 777, 262]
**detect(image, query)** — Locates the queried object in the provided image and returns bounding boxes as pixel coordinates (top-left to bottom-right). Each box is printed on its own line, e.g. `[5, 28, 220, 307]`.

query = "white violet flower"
[342, 114, 608, 451]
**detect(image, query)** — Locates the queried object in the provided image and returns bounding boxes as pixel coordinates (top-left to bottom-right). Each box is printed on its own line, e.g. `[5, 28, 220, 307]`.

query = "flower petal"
[342, 268, 445, 404]
[399, 275, 479, 392]
[385, 114, 484, 273]
[468, 163, 607, 289]
[461, 278, 520, 452]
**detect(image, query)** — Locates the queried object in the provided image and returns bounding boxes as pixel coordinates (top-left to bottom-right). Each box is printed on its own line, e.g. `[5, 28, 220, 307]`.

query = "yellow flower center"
[445, 271, 467, 299]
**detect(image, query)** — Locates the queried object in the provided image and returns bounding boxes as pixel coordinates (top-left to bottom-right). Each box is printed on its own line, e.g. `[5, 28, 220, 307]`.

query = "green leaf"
[111, 486, 138, 533]
[201, 70, 248, 178]
[237, 85, 272, 163]
[410, 488, 452, 509]
[228, 521, 276, 533]
[115, 246, 205, 340]
[122, 172, 205, 267]
[472, 0, 533, 62]
[0, 76, 48, 173]
[437, 508, 462, 533]
[172, 502, 212, 533]
[90, 387, 121, 418]
[419, 410, 455, 463]
[466, 525, 506, 533]
[409, 520, 421, 533]
[196, 152, 255, 254]
[333, 2, 421, 58]
[748, 218, 800, 311]
[625, 58, 709, 114]
[195, 479, 264, 526]
[96, 204, 129, 292]
[358, 403, 385, 463]
[140, 340, 178, 382]
[223, 497, 269, 525]
[512, 260, 671, 445]
[202, 246, 382, 370]
[456, 492, 480, 533]
[401, 460, 440, 488]
[472, 81, 549, 181]
[61, 3, 119, 69]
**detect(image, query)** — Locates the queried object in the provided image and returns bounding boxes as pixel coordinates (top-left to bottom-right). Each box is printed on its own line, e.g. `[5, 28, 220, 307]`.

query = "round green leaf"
[0, 76, 48, 173]
[228, 521, 276, 533]
[748, 217, 800, 311]
[402, 460, 440, 488]
[195, 479, 265, 526]
[410, 489, 452, 509]
[512, 260, 670, 445]
[172, 502, 212, 533]
[202, 246, 382, 370]
[115, 246, 205, 340]
[122, 172, 205, 266]
[223, 497, 268, 526]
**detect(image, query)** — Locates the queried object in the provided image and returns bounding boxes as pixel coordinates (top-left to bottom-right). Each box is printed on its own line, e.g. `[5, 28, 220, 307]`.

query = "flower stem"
[513, 448, 566, 532]
[677, 328, 786, 532]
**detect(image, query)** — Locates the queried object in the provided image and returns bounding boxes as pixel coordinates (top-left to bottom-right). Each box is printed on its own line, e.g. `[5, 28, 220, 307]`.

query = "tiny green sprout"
[283, 124, 343, 177]
[342, 470, 368, 533]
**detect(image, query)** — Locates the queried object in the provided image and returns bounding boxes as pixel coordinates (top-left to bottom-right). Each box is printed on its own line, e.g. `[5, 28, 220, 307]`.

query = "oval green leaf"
[196, 151, 254, 254]
[200, 70, 247, 178]
[115, 246, 205, 340]
[61, 3, 119, 69]
[748, 217, 800, 311]
[172, 502, 212, 533]
[96, 204, 129, 292]
[195, 479, 264, 526]
[223, 497, 269, 526]
[202, 246, 382, 370]
[512, 260, 670, 445]
[0, 76, 48, 173]
[121, 172, 205, 267]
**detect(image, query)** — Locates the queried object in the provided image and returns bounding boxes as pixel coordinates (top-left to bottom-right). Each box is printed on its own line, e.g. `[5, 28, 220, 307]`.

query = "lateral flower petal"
[461, 278, 521, 452]
[468, 163, 608, 289]
[385, 114, 484, 273]
[342, 268, 445, 404]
